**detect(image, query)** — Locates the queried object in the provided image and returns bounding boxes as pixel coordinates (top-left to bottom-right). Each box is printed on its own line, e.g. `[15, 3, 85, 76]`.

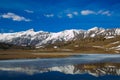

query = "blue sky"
[0, 0, 120, 32]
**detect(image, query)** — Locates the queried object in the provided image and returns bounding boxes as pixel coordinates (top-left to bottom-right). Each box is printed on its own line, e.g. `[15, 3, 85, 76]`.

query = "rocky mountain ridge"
[0, 27, 120, 48]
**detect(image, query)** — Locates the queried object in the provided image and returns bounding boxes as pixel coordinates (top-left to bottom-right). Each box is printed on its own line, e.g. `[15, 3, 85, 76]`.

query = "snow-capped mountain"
[0, 27, 120, 47]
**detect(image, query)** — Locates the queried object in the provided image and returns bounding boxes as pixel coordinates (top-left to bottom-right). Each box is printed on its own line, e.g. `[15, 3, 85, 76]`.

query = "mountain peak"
[26, 29, 34, 32]
[88, 27, 99, 31]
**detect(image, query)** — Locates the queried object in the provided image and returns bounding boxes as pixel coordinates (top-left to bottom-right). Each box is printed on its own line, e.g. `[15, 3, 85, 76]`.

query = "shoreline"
[0, 50, 119, 60]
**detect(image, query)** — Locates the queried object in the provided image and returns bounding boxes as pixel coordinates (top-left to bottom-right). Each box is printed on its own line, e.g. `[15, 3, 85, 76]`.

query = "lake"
[0, 54, 120, 80]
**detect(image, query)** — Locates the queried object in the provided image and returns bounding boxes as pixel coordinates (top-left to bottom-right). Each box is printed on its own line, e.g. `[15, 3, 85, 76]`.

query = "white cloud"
[81, 10, 96, 15]
[1, 12, 31, 22]
[24, 10, 34, 13]
[73, 11, 78, 15]
[66, 13, 73, 18]
[98, 10, 111, 16]
[44, 14, 54, 18]
[81, 10, 112, 16]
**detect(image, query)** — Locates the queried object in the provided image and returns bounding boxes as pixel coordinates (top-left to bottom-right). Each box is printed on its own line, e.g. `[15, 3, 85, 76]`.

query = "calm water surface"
[0, 54, 120, 80]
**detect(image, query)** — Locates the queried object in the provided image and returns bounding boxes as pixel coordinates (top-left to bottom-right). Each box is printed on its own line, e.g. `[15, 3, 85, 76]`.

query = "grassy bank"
[0, 50, 73, 60]
[0, 49, 119, 60]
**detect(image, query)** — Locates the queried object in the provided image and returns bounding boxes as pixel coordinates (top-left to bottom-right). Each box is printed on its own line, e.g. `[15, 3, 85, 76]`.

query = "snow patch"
[105, 36, 114, 39]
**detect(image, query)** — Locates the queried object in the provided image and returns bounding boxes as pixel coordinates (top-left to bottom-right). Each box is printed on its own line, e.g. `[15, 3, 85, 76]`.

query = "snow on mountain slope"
[0, 27, 120, 47]
[0, 29, 37, 41]
[36, 29, 83, 46]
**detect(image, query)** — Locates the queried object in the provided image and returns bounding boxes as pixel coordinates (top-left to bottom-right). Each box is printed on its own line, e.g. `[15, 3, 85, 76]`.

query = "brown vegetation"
[0, 36, 120, 60]
[0, 50, 73, 60]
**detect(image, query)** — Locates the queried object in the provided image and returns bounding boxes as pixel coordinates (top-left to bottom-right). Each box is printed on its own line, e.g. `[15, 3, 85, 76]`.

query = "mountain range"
[0, 27, 120, 46]
[0, 27, 120, 53]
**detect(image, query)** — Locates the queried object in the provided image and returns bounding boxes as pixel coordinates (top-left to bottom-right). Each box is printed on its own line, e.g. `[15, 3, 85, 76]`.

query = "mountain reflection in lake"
[0, 54, 120, 80]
